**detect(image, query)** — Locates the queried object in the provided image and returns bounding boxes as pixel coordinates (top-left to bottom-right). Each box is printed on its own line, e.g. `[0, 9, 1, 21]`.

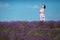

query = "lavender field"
[0, 21, 60, 40]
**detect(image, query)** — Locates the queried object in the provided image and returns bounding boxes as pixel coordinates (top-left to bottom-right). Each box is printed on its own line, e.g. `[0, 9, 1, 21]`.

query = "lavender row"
[0, 21, 60, 40]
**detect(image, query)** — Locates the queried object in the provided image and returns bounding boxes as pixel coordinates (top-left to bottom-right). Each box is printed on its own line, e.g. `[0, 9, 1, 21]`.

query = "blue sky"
[0, 0, 60, 22]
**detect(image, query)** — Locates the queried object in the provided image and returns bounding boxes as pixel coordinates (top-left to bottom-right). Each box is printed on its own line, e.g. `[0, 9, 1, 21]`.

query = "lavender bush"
[0, 21, 60, 40]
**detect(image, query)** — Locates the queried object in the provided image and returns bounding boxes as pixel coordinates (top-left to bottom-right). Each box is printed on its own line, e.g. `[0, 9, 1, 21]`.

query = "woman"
[40, 4, 46, 21]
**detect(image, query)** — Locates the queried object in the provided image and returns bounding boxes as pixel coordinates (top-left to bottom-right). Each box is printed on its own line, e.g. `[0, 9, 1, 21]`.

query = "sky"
[0, 0, 60, 22]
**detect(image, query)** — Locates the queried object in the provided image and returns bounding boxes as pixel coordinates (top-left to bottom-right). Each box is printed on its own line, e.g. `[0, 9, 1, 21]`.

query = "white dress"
[40, 9, 45, 21]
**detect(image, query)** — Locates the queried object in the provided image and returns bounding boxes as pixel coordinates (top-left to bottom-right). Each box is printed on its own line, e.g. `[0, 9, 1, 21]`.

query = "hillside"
[0, 21, 60, 40]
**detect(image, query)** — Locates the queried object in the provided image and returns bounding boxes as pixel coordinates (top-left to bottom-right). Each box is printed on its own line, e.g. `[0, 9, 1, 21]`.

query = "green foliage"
[15, 28, 21, 33]
[38, 31, 44, 36]
[55, 34, 60, 40]
[0, 35, 8, 40]
[3, 27, 12, 32]
[23, 29, 28, 33]
[28, 30, 38, 36]
[46, 32, 55, 38]
[55, 28, 60, 30]
[27, 30, 44, 36]
[0, 27, 3, 32]
[16, 37, 24, 40]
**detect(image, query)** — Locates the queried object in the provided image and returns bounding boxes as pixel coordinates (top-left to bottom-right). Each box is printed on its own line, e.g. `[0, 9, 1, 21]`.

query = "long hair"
[43, 4, 46, 9]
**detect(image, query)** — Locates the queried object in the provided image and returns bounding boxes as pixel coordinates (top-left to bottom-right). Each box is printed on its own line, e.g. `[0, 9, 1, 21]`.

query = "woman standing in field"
[40, 4, 46, 21]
